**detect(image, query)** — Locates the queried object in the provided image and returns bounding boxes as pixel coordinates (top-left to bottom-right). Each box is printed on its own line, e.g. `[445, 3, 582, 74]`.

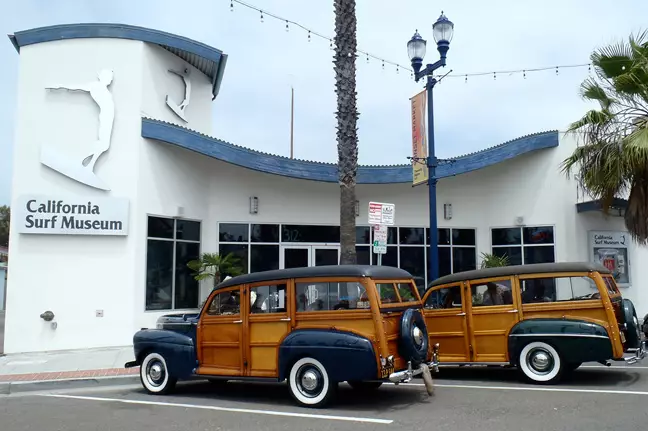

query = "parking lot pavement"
[3, 364, 648, 431]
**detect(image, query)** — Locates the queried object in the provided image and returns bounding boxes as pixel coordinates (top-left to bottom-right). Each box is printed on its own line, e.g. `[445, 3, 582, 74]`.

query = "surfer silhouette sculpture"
[42, 69, 115, 191]
[165, 67, 191, 122]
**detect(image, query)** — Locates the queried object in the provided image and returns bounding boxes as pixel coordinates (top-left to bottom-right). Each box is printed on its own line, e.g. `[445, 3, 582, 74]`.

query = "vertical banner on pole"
[410, 90, 428, 186]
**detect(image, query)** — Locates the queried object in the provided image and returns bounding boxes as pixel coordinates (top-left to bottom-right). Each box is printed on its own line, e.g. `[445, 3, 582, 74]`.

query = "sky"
[0, 0, 647, 206]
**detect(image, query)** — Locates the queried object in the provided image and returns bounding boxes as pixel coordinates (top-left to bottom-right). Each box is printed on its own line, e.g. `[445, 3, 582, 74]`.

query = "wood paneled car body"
[126, 265, 439, 407]
[421, 262, 645, 383]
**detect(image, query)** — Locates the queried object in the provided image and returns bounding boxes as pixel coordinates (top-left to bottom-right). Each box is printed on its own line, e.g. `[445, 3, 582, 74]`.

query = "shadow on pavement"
[128, 379, 434, 414]
[434, 365, 641, 388]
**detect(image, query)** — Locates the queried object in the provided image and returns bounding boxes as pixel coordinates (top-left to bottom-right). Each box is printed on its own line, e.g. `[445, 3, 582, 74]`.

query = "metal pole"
[426, 75, 439, 282]
[290, 86, 294, 159]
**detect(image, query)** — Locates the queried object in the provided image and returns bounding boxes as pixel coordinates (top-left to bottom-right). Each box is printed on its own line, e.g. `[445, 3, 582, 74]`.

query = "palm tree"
[561, 30, 648, 244]
[0, 205, 9, 247]
[334, 0, 359, 264]
[187, 252, 244, 289]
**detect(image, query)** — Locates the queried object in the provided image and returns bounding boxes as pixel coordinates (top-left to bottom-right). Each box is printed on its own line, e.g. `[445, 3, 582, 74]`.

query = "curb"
[0, 374, 140, 395]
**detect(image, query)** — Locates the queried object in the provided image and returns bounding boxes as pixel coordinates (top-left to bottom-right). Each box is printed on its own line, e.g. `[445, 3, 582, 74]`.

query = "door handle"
[233, 320, 243, 324]
[507, 309, 519, 313]
[280, 317, 291, 322]
[456, 312, 466, 316]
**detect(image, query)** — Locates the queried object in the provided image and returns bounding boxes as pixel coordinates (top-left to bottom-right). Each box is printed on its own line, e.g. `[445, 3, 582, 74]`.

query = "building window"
[216, 223, 476, 291]
[146, 216, 201, 311]
[491, 226, 555, 266]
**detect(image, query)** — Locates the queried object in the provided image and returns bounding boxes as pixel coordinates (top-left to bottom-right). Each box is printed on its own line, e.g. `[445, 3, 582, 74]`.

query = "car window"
[471, 279, 513, 307]
[425, 285, 462, 309]
[207, 290, 241, 315]
[520, 276, 599, 303]
[376, 283, 399, 304]
[295, 281, 369, 311]
[397, 282, 418, 302]
[603, 276, 619, 295]
[250, 284, 287, 314]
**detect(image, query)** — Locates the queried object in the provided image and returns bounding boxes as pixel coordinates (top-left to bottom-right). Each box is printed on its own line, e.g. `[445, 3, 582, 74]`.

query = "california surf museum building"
[3, 23, 645, 354]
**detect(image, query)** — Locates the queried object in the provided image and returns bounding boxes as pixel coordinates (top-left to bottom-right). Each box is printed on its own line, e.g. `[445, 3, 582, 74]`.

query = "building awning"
[576, 198, 628, 217]
[8, 23, 228, 100]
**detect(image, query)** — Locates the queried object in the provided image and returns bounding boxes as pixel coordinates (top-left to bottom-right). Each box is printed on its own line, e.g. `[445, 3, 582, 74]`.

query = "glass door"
[280, 245, 340, 269]
[281, 246, 311, 269]
[312, 246, 340, 266]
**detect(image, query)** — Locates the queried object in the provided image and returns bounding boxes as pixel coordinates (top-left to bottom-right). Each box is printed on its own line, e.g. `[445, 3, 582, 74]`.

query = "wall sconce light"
[443, 203, 452, 220]
[355, 200, 360, 217]
[249, 196, 259, 214]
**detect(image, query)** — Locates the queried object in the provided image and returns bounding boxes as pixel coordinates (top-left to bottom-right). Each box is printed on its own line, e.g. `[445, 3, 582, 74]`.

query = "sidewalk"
[0, 346, 139, 393]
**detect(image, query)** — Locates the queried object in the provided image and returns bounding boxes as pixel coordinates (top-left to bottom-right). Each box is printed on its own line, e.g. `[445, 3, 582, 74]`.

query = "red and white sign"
[368, 201, 395, 226]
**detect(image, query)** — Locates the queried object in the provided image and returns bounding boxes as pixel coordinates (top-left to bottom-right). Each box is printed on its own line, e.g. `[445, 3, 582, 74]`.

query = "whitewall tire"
[518, 341, 564, 384]
[288, 357, 335, 408]
[140, 352, 177, 395]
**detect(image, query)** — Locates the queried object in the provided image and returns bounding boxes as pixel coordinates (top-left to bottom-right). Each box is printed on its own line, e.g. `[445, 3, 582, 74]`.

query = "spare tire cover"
[623, 299, 641, 349]
[399, 308, 429, 366]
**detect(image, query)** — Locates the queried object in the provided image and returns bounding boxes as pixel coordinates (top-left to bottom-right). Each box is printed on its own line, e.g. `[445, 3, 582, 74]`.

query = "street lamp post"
[407, 12, 454, 284]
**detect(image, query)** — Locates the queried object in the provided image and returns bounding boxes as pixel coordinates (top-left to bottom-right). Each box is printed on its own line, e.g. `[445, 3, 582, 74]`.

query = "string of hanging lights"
[228, 0, 598, 83]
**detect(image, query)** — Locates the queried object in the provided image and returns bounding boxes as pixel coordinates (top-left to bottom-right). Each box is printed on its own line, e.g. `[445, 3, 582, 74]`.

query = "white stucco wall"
[5, 35, 217, 353]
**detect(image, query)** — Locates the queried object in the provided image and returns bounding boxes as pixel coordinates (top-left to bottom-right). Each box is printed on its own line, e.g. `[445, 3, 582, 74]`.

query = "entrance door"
[196, 286, 245, 376]
[281, 246, 340, 269]
[422, 282, 470, 362]
[247, 281, 292, 377]
[466, 276, 520, 362]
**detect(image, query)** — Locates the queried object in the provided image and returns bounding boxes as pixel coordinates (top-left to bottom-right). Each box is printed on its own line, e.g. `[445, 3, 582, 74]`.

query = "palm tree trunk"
[334, 0, 359, 265]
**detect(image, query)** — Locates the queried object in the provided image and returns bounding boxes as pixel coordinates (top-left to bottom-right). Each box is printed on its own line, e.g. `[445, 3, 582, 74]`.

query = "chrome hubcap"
[531, 352, 550, 371]
[301, 370, 318, 391]
[150, 363, 163, 381]
[527, 348, 554, 375]
[413, 326, 423, 346]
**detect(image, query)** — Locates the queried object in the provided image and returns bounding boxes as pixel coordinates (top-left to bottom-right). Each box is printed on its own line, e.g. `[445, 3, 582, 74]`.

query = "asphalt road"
[3, 363, 648, 431]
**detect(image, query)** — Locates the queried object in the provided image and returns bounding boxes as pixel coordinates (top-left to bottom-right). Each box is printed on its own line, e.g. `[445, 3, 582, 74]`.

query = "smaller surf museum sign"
[15, 195, 129, 236]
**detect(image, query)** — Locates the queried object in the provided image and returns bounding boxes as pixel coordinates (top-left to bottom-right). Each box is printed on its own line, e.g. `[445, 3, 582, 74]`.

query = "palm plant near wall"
[480, 252, 510, 269]
[334, 0, 359, 264]
[561, 30, 648, 244]
[187, 252, 243, 289]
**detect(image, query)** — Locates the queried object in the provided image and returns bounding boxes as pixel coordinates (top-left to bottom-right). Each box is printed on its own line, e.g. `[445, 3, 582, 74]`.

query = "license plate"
[380, 366, 394, 379]
[621, 332, 626, 343]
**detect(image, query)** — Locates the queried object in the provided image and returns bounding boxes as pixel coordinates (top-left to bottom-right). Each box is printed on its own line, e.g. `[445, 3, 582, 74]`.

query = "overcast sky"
[0, 0, 646, 205]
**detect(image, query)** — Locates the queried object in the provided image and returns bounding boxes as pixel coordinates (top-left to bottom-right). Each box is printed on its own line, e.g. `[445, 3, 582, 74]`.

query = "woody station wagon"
[421, 262, 646, 383]
[126, 265, 439, 407]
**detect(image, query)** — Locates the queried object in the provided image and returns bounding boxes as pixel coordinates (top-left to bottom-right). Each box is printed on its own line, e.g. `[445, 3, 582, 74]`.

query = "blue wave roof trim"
[141, 118, 560, 184]
[8, 23, 228, 99]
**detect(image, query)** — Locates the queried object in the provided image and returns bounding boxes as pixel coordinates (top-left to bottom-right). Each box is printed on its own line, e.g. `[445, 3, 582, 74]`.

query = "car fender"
[132, 329, 197, 379]
[277, 329, 377, 382]
[508, 318, 613, 365]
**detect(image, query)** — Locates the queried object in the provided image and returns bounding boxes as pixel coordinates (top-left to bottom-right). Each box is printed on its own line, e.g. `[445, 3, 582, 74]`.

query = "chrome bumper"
[625, 340, 647, 365]
[388, 343, 439, 384]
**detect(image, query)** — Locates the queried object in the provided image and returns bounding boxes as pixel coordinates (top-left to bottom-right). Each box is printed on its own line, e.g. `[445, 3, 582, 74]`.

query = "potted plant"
[187, 252, 244, 308]
[479, 252, 510, 269]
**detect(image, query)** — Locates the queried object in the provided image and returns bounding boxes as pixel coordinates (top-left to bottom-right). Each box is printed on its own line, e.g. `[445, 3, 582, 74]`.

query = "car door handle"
[280, 317, 291, 322]
[507, 309, 519, 313]
[233, 320, 243, 324]
[456, 312, 466, 316]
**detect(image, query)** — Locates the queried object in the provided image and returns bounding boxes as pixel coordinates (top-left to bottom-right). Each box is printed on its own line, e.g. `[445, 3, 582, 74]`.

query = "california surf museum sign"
[14, 195, 129, 236]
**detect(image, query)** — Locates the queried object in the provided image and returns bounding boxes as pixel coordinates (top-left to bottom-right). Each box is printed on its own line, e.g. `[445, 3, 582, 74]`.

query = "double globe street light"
[407, 12, 454, 283]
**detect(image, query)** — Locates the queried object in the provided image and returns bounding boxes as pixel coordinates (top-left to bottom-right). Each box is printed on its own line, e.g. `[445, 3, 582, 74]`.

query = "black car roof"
[216, 265, 413, 290]
[429, 262, 611, 287]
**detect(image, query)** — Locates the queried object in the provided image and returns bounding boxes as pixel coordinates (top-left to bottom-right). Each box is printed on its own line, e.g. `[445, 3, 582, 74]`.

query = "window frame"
[490, 225, 556, 266]
[145, 215, 202, 312]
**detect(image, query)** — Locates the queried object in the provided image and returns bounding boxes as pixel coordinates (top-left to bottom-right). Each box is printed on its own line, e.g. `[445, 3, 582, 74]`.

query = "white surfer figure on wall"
[41, 69, 115, 191]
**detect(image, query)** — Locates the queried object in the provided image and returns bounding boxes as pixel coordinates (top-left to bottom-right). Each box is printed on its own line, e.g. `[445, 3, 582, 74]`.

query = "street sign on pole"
[368, 202, 395, 226]
[373, 225, 387, 255]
